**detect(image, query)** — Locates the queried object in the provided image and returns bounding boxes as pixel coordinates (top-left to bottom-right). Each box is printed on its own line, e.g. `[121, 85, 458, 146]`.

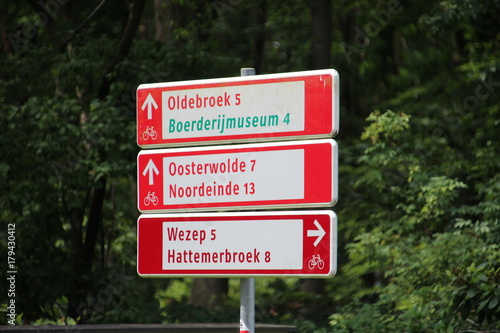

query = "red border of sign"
[137, 211, 336, 277]
[137, 139, 337, 213]
[136, 69, 339, 148]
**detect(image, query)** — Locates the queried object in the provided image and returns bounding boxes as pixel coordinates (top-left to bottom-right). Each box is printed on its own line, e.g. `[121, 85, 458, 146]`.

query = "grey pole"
[240, 68, 256, 77]
[239, 67, 256, 333]
[240, 277, 255, 333]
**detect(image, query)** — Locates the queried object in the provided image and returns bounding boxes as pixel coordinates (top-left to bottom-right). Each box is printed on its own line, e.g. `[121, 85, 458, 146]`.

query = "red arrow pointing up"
[141, 93, 158, 120]
[142, 159, 159, 185]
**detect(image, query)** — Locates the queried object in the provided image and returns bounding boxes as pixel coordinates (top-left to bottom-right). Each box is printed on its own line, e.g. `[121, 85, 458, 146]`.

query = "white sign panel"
[162, 81, 305, 139]
[162, 219, 303, 270]
[164, 149, 304, 205]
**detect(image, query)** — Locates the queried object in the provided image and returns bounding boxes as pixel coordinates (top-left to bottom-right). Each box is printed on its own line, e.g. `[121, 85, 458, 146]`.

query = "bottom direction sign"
[137, 211, 337, 277]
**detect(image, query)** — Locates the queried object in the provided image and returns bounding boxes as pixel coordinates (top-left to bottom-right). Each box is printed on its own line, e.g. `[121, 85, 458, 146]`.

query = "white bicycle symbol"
[142, 126, 158, 140]
[308, 254, 324, 270]
[144, 191, 158, 206]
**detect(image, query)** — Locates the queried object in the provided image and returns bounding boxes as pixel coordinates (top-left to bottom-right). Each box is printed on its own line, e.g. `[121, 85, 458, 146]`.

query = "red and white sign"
[137, 211, 337, 277]
[136, 69, 339, 148]
[137, 139, 337, 213]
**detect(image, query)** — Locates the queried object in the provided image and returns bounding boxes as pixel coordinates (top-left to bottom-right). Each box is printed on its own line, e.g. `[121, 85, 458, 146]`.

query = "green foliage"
[451, 260, 500, 325]
[331, 109, 499, 331]
[327, 0, 500, 330]
[361, 110, 410, 145]
[154, 277, 320, 324]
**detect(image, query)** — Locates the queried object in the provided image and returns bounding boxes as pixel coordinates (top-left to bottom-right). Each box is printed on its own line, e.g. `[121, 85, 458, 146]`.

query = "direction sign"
[137, 139, 338, 213]
[136, 69, 339, 148]
[137, 211, 337, 277]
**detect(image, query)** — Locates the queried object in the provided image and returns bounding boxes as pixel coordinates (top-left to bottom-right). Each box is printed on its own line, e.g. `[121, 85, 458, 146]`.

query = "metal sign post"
[240, 67, 255, 333]
[240, 276, 255, 333]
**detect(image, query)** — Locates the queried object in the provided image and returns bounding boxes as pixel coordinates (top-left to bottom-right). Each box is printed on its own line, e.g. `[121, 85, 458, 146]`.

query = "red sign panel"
[136, 69, 339, 148]
[137, 139, 337, 213]
[137, 211, 337, 277]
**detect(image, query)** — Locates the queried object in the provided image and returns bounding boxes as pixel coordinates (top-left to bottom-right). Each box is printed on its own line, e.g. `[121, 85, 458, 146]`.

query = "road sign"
[137, 211, 337, 277]
[137, 139, 338, 213]
[136, 69, 339, 148]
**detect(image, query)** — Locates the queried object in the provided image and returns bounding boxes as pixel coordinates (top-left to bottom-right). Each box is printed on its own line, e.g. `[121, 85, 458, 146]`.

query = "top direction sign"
[136, 69, 339, 148]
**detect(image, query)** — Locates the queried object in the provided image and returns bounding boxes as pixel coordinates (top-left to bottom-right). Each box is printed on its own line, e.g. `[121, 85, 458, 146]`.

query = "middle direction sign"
[136, 69, 339, 148]
[137, 139, 338, 213]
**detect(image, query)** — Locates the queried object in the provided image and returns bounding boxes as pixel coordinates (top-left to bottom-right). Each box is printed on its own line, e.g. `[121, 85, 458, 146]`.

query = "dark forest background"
[1, 0, 499, 331]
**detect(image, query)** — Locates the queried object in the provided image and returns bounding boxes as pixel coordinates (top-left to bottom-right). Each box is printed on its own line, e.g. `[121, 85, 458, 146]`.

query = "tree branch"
[62, 0, 109, 51]
[97, 0, 146, 100]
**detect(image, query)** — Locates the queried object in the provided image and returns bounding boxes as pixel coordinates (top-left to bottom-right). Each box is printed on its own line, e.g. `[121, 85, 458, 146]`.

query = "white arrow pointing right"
[307, 220, 326, 247]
